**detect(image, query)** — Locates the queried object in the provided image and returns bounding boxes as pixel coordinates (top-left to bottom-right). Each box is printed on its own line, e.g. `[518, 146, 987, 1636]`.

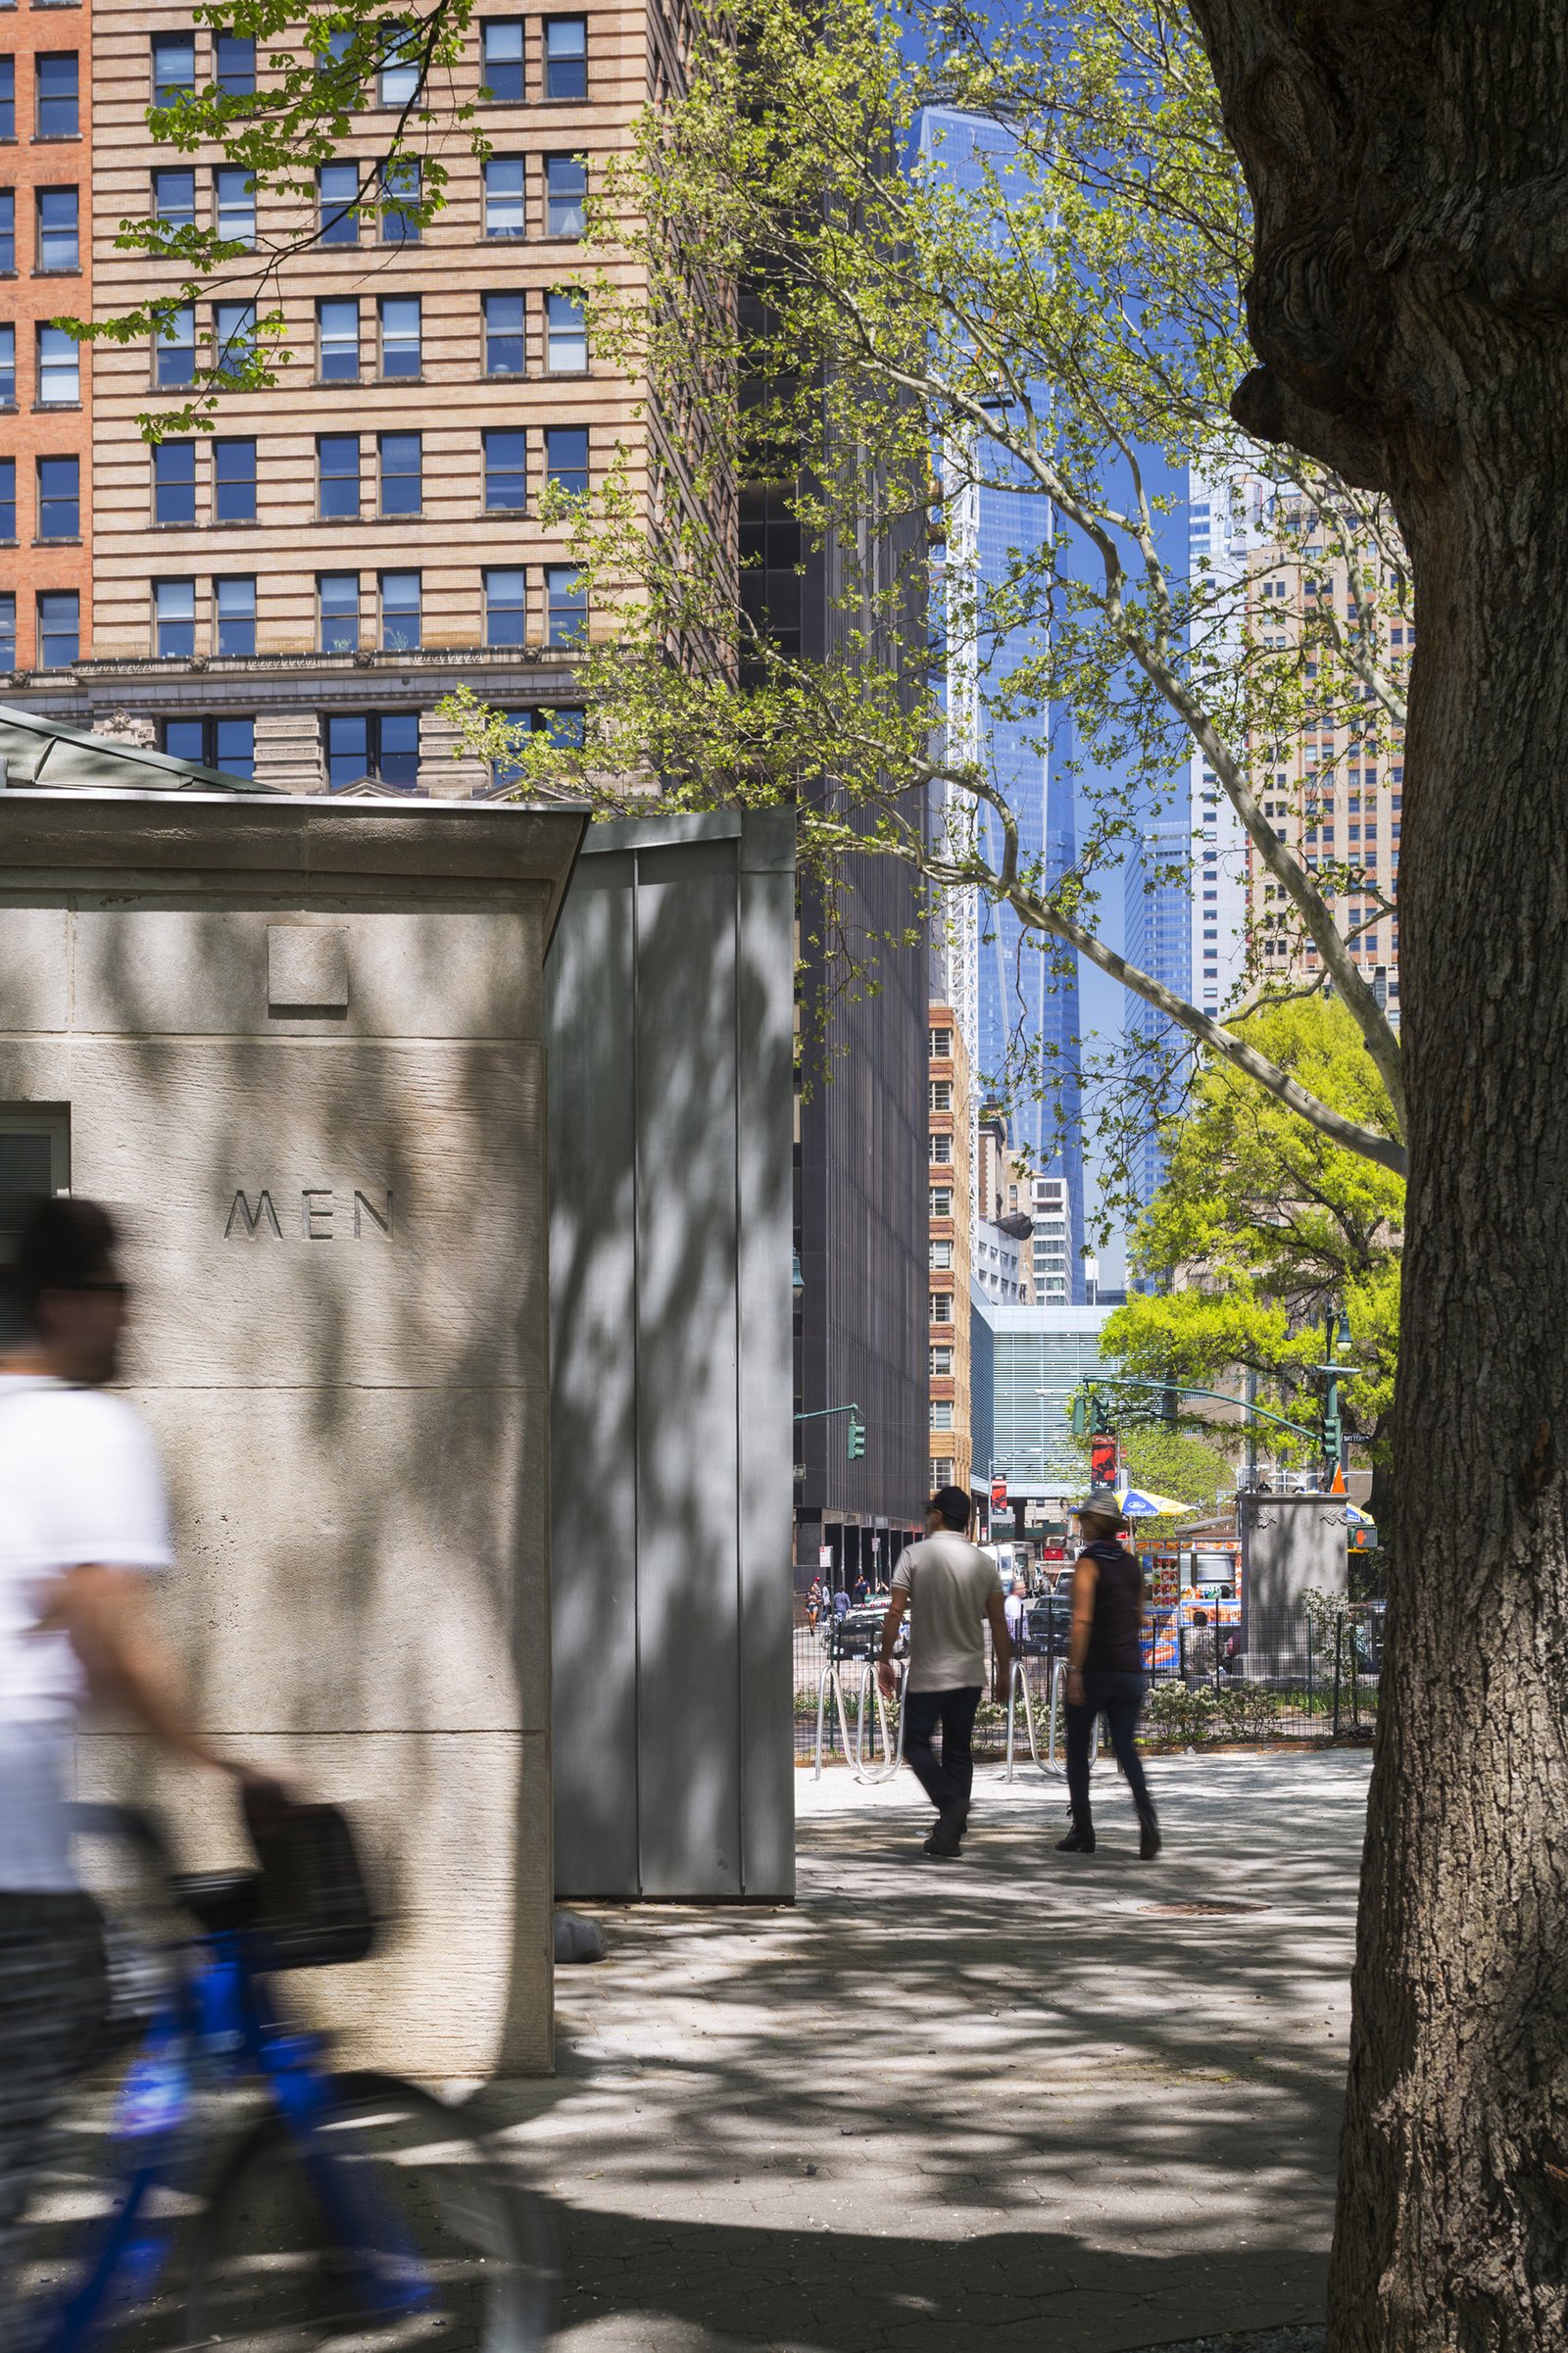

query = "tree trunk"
[1184, 4, 1568, 2344]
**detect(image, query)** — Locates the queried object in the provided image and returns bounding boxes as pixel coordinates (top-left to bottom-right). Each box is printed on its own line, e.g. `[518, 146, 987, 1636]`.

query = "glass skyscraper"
[919, 106, 1086, 1302]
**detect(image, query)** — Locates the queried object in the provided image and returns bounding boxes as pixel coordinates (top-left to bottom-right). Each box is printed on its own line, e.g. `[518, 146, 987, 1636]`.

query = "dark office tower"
[790, 473, 931, 1594]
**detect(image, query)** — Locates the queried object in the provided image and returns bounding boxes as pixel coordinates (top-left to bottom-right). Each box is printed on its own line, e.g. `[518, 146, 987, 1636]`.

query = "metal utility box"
[547, 810, 796, 1902]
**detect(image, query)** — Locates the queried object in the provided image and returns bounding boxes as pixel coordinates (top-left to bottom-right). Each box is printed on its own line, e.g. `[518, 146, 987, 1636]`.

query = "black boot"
[1055, 1819, 1096, 1853]
[1138, 1808, 1161, 1861]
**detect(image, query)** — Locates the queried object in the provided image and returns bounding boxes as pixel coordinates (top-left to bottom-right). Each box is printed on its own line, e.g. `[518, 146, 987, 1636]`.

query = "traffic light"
[846, 1410, 866, 1460]
[1070, 1392, 1088, 1439]
[1160, 1385, 1179, 1425]
[1322, 1412, 1343, 1461]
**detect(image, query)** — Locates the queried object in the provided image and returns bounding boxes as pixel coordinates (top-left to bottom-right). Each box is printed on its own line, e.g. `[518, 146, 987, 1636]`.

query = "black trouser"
[903, 1685, 982, 1816]
[0, 1891, 109, 2344]
[1065, 1669, 1154, 1827]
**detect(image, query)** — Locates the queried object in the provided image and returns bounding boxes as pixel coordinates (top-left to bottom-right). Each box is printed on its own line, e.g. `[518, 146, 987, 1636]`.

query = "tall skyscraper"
[919, 106, 1086, 1299]
[4, 3, 639, 785]
[1123, 800, 1193, 1214]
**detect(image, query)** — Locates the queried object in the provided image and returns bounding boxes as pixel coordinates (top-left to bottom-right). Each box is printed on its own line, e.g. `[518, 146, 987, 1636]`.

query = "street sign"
[991, 1478, 1007, 1507]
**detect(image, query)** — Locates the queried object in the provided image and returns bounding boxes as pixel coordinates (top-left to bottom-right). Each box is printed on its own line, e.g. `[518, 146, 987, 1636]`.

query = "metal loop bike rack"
[812, 1652, 907, 1783]
[1004, 1656, 1105, 1783]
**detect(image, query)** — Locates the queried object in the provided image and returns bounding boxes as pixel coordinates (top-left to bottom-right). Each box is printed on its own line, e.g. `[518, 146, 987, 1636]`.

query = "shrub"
[1144, 1683, 1217, 1743]
[1214, 1683, 1282, 1741]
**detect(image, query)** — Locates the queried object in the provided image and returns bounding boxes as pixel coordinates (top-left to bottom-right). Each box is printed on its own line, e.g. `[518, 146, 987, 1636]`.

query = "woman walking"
[1058, 1489, 1160, 1859]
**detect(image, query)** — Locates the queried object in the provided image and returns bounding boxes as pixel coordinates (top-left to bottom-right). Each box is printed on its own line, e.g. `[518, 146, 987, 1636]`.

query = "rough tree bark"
[1185, 4, 1568, 2347]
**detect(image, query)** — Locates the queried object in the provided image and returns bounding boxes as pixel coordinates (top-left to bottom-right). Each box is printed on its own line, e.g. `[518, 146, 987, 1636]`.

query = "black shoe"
[926, 1802, 966, 1858]
[1139, 1813, 1161, 1861]
[1055, 1823, 1096, 1853]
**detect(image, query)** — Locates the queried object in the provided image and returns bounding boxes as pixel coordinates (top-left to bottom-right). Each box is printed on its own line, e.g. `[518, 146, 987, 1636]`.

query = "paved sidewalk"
[492, 1752, 1371, 2352]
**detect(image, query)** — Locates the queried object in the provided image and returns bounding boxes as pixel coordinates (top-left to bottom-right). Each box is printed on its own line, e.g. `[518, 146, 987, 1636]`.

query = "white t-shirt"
[0, 1376, 173, 1890]
[892, 1530, 997, 1693]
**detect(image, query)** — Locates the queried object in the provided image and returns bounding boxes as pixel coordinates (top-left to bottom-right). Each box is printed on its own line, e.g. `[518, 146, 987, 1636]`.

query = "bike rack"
[812, 1653, 907, 1784]
[1004, 1657, 1105, 1783]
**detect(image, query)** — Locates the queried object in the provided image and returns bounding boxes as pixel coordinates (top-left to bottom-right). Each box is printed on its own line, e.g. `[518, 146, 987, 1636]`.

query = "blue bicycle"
[28, 1802, 558, 2352]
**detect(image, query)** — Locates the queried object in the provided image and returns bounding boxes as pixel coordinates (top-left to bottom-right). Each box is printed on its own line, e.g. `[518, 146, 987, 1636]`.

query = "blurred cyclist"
[0, 1197, 268, 2332]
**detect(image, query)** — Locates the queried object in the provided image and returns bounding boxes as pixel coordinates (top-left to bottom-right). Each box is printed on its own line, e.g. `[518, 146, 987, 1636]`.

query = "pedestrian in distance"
[878, 1487, 1011, 1860]
[1004, 1576, 1028, 1647]
[1058, 1488, 1160, 1860]
[831, 1585, 850, 1622]
[852, 1573, 869, 1606]
[806, 1577, 822, 1631]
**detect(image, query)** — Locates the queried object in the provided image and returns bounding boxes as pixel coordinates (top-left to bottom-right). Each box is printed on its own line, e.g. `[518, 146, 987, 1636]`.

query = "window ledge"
[32, 534, 81, 546]
[31, 400, 81, 412]
[32, 267, 82, 278]
[31, 134, 84, 145]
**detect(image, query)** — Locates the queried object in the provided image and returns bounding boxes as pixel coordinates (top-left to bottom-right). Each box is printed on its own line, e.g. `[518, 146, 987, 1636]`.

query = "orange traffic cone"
[1330, 1462, 1347, 1495]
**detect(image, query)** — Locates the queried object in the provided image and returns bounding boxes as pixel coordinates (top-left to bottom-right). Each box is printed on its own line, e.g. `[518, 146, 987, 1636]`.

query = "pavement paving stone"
[490, 1753, 1370, 2352]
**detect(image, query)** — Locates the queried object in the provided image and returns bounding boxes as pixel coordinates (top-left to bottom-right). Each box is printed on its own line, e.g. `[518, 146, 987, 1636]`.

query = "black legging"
[1065, 1668, 1154, 1826]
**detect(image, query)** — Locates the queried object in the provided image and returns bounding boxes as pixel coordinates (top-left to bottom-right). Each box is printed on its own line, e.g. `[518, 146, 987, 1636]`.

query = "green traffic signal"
[847, 1411, 866, 1460]
[1070, 1393, 1088, 1439]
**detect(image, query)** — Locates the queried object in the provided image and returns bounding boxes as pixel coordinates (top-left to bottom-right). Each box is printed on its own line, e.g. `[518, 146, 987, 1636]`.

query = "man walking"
[878, 1487, 1010, 1859]
[0, 1198, 272, 2331]
[1058, 1488, 1160, 1859]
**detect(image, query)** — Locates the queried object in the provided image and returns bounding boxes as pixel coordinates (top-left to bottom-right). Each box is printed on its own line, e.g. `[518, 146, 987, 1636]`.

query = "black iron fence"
[793, 1602, 1384, 1764]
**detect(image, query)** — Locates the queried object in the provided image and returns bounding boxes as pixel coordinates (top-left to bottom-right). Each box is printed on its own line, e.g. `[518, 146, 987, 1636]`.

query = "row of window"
[151, 291, 587, 388]
[144, 18, 589, 109]
[0, 186, 79, 272]
[0, 567, 586, 669]
[154, 704, 585, 791]
[0, 53, 77, 139]
[144, 425, 589, 527]
[143, 153, 588, 249]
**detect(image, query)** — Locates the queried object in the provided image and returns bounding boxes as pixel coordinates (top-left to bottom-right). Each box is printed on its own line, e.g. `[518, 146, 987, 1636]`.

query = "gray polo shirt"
[892, 1531, 996, 1692]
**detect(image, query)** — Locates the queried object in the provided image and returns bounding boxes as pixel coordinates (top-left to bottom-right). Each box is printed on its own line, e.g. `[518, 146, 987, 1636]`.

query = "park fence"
[793, 1602, 1384, 1765]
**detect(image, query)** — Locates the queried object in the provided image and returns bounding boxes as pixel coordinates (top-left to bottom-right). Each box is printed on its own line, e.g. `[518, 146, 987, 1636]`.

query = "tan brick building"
[3, 0, 678, 788]
[928, 1003, 973, 1497]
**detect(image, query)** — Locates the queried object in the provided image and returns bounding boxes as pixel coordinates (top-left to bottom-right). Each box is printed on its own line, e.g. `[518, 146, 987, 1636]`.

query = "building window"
[930, 1400, 953, 1432]
[163, 715, 255, 779]
[379, 570, 419, 651]
[379, 157, 420, 242]
[36, 453, 76, 538]
[154, 578, 195, 659]
[214, 437, 256, 523]
[930, 1133, 952, 1164]
[318, 571, 360, 653]
[0, 594, 14, 667]
[154, 305, 196, 389]
[544, 423, 587, 494]
[318, 297, 359, 380]
[378, 22, 421, 105]
[378, 431, 420, 515]
[544, 16, 587, 98]
[318, 434, 360, 519]
[36, 54, 78, 137]
[544, 153, 586, 236]
[0, 61, 12, 138]
[545, 564, 584, 646]
[152, 33, 195, 107]
[545, 290, 585, 371]
[214, 168, 255, 248]
[378, 294, 420, 378]
[0, 193, 12, 274]
[930, 1347, 953, 1376]
[535, 704, 584, 747]
[930, 1241, 952, 1269]
[929, 1291, 953, 1324]
[483, 428, 526, 512]
[932, 1457, 955, 1488]
[214, 574, 255, 657]
[929, 1080, 952, 1111]
[36, 591, 77, 665]
[153, 170, 196, 230]
[318, 161, 360, 245]
[930, 1187, 953, 1217]
[483, 566, 526, 647]
[0, 325, 16, 404]
[0, 459, 12, 538]
[214, 302, 255, 372]
[36, 186, 76, 270]
[930, 1026, 952, 1056]
[325, 711, 418, 790]
[215, 33, 254, 92]
[37, 323, 78, 402]
[489, 707, 533, 786]
[483, 290, 525, 375]
[484, 157, 525, 238]
[480, 19, 523, 100]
